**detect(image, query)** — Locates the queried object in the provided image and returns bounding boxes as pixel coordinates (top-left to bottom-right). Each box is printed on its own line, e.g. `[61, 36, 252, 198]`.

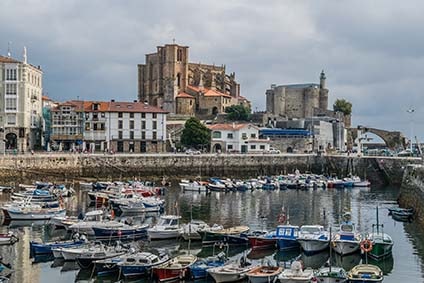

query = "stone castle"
[265, 71, 329, 118]
[138, 43, 250, 117]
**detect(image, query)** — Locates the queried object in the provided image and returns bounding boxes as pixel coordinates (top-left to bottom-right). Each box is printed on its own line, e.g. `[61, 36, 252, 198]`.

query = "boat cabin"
[276, 225, 299, 239]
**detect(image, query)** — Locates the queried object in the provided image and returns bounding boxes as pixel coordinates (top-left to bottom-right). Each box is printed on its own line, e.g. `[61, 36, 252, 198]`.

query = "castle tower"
[319, 70, 326, 89]
[319, 70, 329, 111]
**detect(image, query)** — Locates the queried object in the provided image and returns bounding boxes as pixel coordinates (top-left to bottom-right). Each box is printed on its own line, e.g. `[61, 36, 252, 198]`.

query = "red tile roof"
[83, 101, 110, 112]
[176, 92, 194, 99]
[208, 123, 257, 131]
[109, 101, 168, 113]
[0, 55, 20, 63]
[187, 85, 232, 98]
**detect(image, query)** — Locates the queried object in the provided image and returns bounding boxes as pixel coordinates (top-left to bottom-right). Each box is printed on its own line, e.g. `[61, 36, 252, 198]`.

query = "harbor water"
[0, 184, 423, 282]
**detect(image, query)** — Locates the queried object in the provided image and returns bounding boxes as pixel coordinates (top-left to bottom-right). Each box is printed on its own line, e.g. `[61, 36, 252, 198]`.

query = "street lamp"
[407, 108, 415, 153]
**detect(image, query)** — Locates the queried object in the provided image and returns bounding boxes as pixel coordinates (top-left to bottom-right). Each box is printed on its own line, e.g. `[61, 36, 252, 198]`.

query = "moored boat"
[275, 225, 300, 251]
[30, 237, 86, 256]
[314, 266, 348, 283]
[152, 254, 197, 282]
[332, 213, 362, 255]
[148, 215, 183, 240]
[297, 225, 329, 254]
[117, 251, 170, 278]
[246, 265, 283, 283]
[199, 225, 250, 246]
[207, 261, 254, 283]
[368, 206, 394, 260]
[92, 223, 149, 241]
[348, 264, 383, 282]
[277, 260, 314, 282]
[0, 232, 18, 245]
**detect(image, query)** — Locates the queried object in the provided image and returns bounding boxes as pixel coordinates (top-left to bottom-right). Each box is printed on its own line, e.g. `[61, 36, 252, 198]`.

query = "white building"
[208, 123, 271, 153]
[51, 100, 168, 153]
[0, 49, 43, 153]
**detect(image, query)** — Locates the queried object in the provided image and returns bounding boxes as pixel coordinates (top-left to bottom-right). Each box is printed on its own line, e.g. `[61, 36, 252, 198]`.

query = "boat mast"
[329, 225, 332, 273]
[376, 205, 379, 234]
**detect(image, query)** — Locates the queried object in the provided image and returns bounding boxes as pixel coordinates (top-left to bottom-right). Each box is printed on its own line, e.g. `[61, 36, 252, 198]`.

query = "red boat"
[248, 234, 277, 249]
[152, 254, 197, 282]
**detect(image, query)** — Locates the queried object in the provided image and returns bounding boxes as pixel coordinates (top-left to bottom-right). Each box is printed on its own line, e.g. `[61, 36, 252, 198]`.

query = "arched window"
[212, 131, 222, 139]
[176, 73, 181, 87]
[177, 49, 183, 61]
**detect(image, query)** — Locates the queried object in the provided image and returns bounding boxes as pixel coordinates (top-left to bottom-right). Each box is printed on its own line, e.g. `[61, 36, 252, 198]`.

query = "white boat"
[2, 203, 66, 220]
[181, 220, 223, 240]
[148, 215, 183, 240]
[59, 243, 101, 261]
[0, 231, 19, 245]
[314, 266, 348, 283]
[179, 180, 208, 192]
[332, 214, 362, 255]
[207, 262, 254, 283]
[68, 210, 124, 236]
[297, 225, 329, 253]
[246, 265, 283, 283]
[348, 264, 383, 282]
[277, 260, 314, 283]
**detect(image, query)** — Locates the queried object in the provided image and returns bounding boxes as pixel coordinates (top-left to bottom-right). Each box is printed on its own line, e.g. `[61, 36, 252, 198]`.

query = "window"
[5, 98, 17, 111]
[251, 133, 256, 138]
[177, 73, 181, 87]
[93, 123, 98, 130]
[152, 131, 157, 140]
[6, 84, 17, 95]
[227, 133, 233, 139]
[141, 131, 146, 139]
[118, 112, 123, 118]
[101, 112, 105, 118]
[93, 104, 99, 110]
[152, 121, 157, 130]
[6, 69, 17, 80]
[152, 113, 157, 119]
[118, 120, 123, 129]
[242, 133, 247, 139]
[93, 113, 98, 120]
[100, 123, 105, 130]
[141, 121, 146, 129]
[228, 144, 233, 150]
[85, 123, 90, 130]
[260, 145, 265, 150]
[130, 120, 134, 129]
[212, 131, 222, 139]
[129, 112, 134, 118]
[141, 113, 146, 118]
[129, 131, 134, 139]
[250, 145, 256, 150]
[177, 49, 183, 61]
[118, 131, 123, 139]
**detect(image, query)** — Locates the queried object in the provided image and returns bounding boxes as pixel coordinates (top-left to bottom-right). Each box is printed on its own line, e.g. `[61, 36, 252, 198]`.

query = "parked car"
[185, 149, 201, 155]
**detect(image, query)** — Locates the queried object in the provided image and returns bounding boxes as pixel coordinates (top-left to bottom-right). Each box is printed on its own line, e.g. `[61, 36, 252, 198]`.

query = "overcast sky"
[1, 0, 423, 142]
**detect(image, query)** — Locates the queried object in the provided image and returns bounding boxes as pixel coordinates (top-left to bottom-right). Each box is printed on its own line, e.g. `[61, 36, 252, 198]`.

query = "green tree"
[225, 105, 251, 121]
[333, 99, 352, 116]
[180, 117, 211, 149]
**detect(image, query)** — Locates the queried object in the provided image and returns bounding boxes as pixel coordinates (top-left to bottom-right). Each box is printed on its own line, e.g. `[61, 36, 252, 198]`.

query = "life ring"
[360, 239, 373, 253]
[278, 213, 286, 223]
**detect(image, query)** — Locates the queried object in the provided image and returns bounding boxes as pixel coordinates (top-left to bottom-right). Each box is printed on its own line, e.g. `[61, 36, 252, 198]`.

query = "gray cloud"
[1, 0, 422, 140]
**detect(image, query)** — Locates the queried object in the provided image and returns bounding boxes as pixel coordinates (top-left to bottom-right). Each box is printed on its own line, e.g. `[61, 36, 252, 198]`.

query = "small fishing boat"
[277, 260, 314, 283]
[59, 242, 103, 261]
[387, 207, 414, 215]
[248, 231, 277, 250]
[207, 261, 254, 283]
[332, 213, 362, 255]
[348, 264, 383, 282]
[297, 225, 329, 254]
[199, 226, 250, 246]
[276, 225, 300, 251]
[179, 180, 208, 192]
[391, 209, 413, 222]
[30, 236, 87, 256]
[189, 252, 227, 280]
[246, 265, 283, 283]
[181, 220, 223, 241]
[148, 215, 183, 240]
[2, 202, 66, 220]
[117, 251, 170, 278]
[152, 254, 197, 282]
[76, 244, 127, 269]
[368, 206, 394, 260]
[92, 223, 149, 241]
[68, 210, 123, 236]
[0, 232, 18, 245]
[315, 266, 348, 283]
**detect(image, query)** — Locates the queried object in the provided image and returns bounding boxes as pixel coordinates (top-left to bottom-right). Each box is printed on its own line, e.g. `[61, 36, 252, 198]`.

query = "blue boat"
[275, 225, 300, 251]
[30, 238, 86, 256]
[117, 251, 170, 278]
[190, 253, 227, 279]
[92, 224, 149, 241]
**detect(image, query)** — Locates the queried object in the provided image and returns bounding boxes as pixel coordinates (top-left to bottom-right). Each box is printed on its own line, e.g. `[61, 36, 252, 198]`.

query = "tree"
[180, 117, 211, 149]
[225, 105, 251, 121]
[333, 99, 352, 116]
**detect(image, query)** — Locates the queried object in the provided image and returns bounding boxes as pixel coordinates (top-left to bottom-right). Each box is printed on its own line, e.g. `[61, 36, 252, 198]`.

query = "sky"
[1, 0, 423, 141]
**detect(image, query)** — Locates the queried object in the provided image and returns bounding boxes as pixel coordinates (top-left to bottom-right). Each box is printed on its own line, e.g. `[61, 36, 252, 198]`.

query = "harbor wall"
[0, 154, 420, 185]
[399, 164, 424, 224]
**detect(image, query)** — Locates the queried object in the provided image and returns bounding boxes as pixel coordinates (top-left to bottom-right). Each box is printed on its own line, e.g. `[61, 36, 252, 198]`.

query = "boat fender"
[179, 268, 186, 279]
[360, 239, 372, 253]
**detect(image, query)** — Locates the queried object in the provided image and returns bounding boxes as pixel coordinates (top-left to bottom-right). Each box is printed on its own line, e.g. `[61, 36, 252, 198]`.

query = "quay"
[0, 153, 420, 185]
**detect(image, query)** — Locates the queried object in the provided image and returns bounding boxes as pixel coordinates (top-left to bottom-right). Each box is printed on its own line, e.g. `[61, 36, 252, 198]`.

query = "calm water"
[0, 184, 423, 282]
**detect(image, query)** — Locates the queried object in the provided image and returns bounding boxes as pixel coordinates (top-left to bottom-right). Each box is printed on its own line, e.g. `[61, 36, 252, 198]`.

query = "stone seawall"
[399, 164, 424, 224]
[0, 154, 420, 185]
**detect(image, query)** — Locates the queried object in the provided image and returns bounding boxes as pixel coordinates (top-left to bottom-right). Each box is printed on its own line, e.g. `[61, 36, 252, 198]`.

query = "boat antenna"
[329, 225, 332, 273]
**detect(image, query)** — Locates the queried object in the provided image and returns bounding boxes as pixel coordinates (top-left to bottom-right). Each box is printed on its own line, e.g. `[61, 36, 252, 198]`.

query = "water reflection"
[0, 185, 422, 282]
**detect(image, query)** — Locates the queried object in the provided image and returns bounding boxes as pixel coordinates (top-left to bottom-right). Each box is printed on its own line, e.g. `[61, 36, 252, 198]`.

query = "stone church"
[137, 43, 250, 117]
[265, 71, 329, 118]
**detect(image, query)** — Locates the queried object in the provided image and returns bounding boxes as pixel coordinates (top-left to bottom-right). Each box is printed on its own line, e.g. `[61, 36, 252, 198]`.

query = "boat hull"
[277, 238, 300, 251]
[153, 267, 190, 282]
[208, 271, 246, 283]
[332, 240, 360, 255]
[368, 242, 393, 260]
[148, 229, 182, 240]
[248, 236, 277, 250]
[30, 240, 85, 255]
[298, 239, 329, 254]
[4, 208, 66, 220]
[92, 226, 148, 241]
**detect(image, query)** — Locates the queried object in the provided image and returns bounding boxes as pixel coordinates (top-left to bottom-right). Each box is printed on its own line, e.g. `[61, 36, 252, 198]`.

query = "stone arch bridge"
[349, 126, 407, 149]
